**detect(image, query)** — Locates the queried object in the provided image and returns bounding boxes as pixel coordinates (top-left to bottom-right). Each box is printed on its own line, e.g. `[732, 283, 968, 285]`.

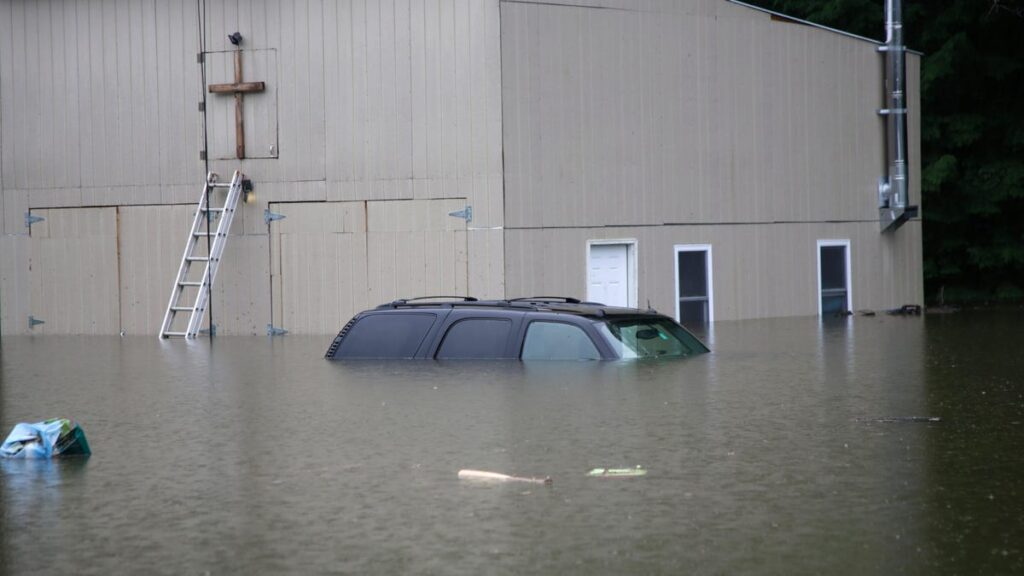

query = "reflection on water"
[1, 311, 1022, 574]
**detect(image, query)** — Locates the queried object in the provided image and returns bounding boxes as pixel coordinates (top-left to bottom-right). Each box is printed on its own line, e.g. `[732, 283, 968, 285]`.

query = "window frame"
[673, 244, 714, 324]
[424, 309, 524, 359]
[816, 239, 852, 316]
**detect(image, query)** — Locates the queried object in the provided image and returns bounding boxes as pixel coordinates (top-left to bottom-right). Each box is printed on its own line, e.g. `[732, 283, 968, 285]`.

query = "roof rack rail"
[392, 296, 477, 304]
[508, 296, 581, 304]
[381, 296, 479, 309]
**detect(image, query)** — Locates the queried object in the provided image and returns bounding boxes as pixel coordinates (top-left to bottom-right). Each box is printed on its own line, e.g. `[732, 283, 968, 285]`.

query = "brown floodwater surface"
[1, 311, 1022, 574]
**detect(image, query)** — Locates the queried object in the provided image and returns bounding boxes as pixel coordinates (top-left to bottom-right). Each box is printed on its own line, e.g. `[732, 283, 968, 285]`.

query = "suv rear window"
[332, 313, 436, 359]
[436, 318, 514, 359]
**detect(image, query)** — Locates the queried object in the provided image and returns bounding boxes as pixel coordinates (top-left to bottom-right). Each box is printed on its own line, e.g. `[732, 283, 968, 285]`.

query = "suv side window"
[333, 313, 436, 359]
[521, 321, 601, 360]
[436, 318, 514, 359]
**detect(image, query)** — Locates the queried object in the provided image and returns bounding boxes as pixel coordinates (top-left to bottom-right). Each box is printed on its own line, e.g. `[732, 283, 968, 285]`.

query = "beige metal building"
[0, 0, 922, 336]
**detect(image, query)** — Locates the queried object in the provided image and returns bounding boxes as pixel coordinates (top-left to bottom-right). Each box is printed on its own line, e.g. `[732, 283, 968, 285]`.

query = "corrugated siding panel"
[502, 1, 888, 228]
[0, 234, 31, 335]
[0, 0, 12, 197]
[118, 205, 193, 335]
[211, 234, 270, 335]
[878, 221, 924, 307]
[156, 0, 203, 187]
[505, 221, 924, 321]
[468, 228, 505, 299]
[205, 0, 326, 182]
[0, 0, 201, 197]
[120, 202, 260, 336]
[366, 199, 468, 304]
[320, 0, 502, 223]
[199, 0, 503, 230]
[270, 202, 368, 335]
[28, 207, 119, 334]
[2, 189, 28, 235]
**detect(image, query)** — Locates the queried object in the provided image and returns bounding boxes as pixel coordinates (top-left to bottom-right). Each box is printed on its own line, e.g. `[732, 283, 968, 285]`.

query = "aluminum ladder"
[159, 171, 243, 338]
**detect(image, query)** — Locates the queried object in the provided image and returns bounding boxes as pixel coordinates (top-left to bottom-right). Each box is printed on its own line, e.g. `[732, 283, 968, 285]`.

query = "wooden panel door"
[28, 208, 120, 334]
[270, 202, 367, 335]
[366, 199, 469, 305]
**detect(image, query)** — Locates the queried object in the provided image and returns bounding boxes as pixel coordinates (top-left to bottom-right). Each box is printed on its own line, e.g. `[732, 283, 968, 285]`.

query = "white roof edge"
[726, 0, 924, 55]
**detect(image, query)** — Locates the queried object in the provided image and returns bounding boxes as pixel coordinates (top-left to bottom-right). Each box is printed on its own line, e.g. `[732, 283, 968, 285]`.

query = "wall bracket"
[25, 212, 44, 228]
[448, 205, 472, 223]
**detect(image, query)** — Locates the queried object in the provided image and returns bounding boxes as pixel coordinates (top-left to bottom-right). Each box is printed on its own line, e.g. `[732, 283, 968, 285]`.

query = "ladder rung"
[162, 171, 242, 339]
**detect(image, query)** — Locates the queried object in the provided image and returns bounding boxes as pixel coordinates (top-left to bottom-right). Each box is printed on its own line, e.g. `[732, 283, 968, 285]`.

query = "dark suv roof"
[379, 296, 656, 316]
[325, 296, 709, 361]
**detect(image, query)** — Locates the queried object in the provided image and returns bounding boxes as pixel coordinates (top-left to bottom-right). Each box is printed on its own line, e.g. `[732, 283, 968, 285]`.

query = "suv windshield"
[595, 317, 708, 359]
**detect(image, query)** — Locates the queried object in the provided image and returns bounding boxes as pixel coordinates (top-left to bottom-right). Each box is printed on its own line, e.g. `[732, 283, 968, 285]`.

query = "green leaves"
[922, 154, 958, 193]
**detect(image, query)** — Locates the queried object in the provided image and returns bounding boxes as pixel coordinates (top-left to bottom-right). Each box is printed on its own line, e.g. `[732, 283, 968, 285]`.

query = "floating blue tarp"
[1, 419, 90, 458]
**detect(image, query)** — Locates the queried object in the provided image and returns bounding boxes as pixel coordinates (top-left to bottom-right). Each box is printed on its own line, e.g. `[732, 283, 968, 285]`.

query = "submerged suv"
[325, 297, 708, 361]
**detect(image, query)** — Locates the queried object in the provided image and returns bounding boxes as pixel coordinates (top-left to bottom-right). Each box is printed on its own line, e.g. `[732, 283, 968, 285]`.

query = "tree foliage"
[745, 0, 1024, 303]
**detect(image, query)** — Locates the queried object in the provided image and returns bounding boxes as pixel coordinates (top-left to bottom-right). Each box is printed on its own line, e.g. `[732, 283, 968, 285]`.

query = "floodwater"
[1, 311, 1021, 575]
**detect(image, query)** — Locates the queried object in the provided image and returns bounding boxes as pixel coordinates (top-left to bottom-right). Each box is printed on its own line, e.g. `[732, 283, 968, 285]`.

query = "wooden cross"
[208, 50, 265, 159]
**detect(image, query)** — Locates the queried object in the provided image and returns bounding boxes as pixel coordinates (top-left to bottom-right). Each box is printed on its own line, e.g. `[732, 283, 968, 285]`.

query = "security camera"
[228, 32, 242, 46]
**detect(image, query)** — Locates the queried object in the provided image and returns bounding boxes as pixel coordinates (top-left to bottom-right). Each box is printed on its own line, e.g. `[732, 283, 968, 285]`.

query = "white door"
[588, 243, 630, 307]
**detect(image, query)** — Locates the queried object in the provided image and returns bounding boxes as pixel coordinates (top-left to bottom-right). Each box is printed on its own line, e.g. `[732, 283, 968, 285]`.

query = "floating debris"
[457, 469, 552, 485]
[887, 304, 922, 316]
[1, 419, 91, 458]
[587, 466, 647, 478]
[855, 416, 941, 424]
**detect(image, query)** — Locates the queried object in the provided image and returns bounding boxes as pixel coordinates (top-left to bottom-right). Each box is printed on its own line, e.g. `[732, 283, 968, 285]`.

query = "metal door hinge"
[200, 324, 217, 336]
[198, 101, 206, 112]
[448, 205, 472, 223]
[197, 52, 205, 63]
[25, 212, 44, 228]
[267, 324, 288, 336]
[28, 315, 45, 329]
[264, 209, 286, 224]
[200, 150, 207, 161]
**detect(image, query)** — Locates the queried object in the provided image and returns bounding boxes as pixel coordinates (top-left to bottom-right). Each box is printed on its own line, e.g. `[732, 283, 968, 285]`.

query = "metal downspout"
[878, 0, 917, 231]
